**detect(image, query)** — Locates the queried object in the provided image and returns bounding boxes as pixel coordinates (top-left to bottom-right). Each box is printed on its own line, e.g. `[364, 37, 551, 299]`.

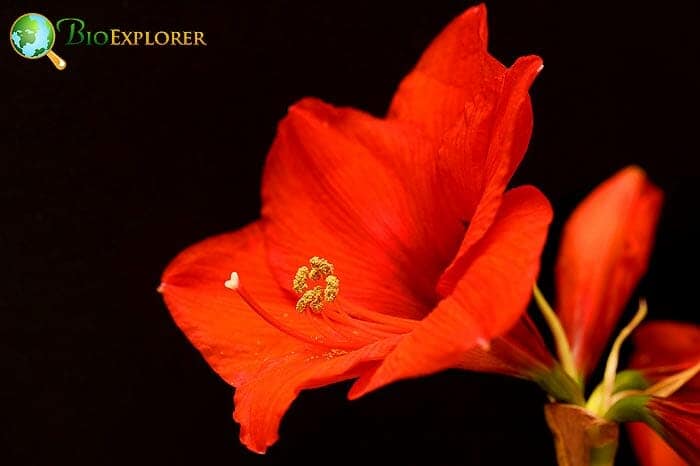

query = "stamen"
[225, 271, 361, 350]
[293, 266, 309, 294]
[341, 304, 417, 333]
[309, 256, 334, 279]
[293, 256, 340, 313]
[296, 286, 324, 313]
[325, 275, 340, 302]
[323, 306, 406, 339]
[223, 256, 418, 352]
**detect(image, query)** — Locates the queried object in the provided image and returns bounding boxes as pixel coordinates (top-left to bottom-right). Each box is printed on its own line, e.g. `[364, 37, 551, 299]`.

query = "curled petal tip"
[157, 283, 166, 293]
[477, 337, 491, 351]
[224, 272, 240, 290]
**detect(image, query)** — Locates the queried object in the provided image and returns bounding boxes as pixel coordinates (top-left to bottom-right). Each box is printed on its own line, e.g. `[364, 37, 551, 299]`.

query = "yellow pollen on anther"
[293, 266, 309, 294]
[324, 275, 339, 302]
[296, 286, 324, 313]
[308, 256, 334, 280]
[293, 257, 340, 313]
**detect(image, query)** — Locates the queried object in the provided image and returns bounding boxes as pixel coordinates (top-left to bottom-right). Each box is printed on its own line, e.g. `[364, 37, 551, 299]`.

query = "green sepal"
[586, 370, 650, 416]
[610, 369, 651, 392]
[604, 394, 661, 432]
[533, 364, 585, 405]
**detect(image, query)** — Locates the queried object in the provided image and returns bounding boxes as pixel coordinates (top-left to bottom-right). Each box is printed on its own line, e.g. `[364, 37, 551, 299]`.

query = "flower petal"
[435, 55, 543, 296]
[645, 398, 700, 464]
[160, 222, 400, 452]
[628, 422, 688, 466]
[262, 99, 437, 318]
[160, 222, 304, 386]
[631, 321, 700, 392]
[388, 4, 541, 292]
[234, 337, 399, 453]
[458, 315, 555, 378]
[555, 166, 663, 375]
[388, 4, 505, 142]
[349, 186, 552, 397]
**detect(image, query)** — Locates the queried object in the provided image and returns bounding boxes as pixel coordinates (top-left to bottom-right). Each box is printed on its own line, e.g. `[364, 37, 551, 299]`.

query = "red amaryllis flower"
[626, 322, 700, 465]
[159, 4, 552, 453]
[542, 168, 700, 465]
[525, 166, 700, 464]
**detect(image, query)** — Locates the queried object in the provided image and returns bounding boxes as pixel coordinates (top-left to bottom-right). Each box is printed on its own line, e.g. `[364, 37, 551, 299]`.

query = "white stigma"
[224, 272, 240, 290]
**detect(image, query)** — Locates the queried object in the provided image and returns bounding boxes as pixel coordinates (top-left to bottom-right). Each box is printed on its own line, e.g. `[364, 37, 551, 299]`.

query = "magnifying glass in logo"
[10, 13, 67, 70]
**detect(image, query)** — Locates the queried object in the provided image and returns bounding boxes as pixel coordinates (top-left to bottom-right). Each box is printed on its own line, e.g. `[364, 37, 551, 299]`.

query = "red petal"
[628, 422, 687, 466]
[646, 398, 700, 464]
[161, 222, 362, 368]
[233, 337, 398, 453]
[631, 321, 700, 371]
[388, 4, 505, 143]
[458, 315, 555, 378]
[261, 6, 542, 318]
[631, 321, 700, 389]
[555, 166, 663, 375]
[436, 55, 543, 295]
[261, 98, 443, 320]
[349, 186, 552, 397]
[388, 5, 541, 290]
[160, 222, 399, 452]
[160, 222, 303, 386]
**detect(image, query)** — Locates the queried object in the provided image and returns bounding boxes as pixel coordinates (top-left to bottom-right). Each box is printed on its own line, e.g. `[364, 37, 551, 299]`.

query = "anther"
[293, 266, 309, 294]
[293, 257, 340, 313]
[325, 275, 339, 302]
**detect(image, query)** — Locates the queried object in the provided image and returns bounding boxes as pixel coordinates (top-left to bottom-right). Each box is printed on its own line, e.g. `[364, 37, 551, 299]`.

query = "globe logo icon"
[10, 13, 66, 70]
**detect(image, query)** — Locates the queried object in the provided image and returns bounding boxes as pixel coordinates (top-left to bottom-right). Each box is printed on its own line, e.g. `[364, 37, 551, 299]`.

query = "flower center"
[292, 256, 340, 313]
[224, 256, 417, 350]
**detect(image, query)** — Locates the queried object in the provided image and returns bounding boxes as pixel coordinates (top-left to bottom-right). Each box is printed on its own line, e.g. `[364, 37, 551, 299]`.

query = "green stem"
[590, 440, 618, 466]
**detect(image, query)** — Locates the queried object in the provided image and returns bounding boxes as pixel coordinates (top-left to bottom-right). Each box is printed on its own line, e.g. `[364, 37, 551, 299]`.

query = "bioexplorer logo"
[10, 13, 66, 70]
[10, 13, 207, 71]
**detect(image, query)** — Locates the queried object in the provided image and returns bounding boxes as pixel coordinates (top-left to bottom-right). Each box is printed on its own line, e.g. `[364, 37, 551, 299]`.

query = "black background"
[3, 1, 699, 465]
